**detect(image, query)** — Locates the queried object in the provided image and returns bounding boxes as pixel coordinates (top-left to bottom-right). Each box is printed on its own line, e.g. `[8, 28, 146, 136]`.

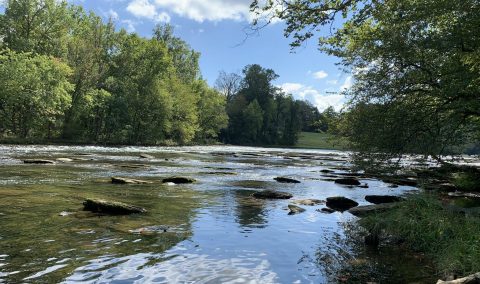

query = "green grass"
[294, 132, 350, 150]
[360, 194, 480, 276]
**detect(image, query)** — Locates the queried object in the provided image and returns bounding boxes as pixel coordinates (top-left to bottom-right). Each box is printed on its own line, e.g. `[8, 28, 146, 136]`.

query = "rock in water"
[23, 159, 55, 164]
[365, 195, 403, 204]
[111, 177, 152, 184]
[334, 178, 361, 186]
[252, 190, 293, 199]
[348, 203, 397, 217]
[139, 153, 155, 159]
[288, 204, 306, 215]
[274, 177, 301, 183]
[56, 158, 73, 162]
[162, 177, 196, 184]
[318, 208, 335, 214]
[326, 197, 359, 212]
[291, 199, 325, 206]
[83, 199, 147, 215]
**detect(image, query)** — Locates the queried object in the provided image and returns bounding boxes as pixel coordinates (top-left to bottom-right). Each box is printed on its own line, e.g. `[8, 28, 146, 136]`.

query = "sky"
[55, 1, 353, 111]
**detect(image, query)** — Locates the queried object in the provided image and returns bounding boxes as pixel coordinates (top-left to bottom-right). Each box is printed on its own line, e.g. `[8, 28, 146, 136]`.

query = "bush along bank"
[358, 192, 480, 282]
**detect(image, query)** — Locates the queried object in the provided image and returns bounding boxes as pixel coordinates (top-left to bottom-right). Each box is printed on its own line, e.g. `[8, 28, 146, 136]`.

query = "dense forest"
[0, 0, 337, 146]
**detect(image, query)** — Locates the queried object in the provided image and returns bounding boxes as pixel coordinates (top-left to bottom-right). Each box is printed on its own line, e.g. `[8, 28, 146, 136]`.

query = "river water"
[0, 145, 431, 283]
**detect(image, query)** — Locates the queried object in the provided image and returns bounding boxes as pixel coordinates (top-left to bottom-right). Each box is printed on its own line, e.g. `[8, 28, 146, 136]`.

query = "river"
[0, 145, 433, 283]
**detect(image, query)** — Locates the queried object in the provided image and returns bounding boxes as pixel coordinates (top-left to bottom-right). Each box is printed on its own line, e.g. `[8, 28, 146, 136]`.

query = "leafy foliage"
[252, 0, 480, 158]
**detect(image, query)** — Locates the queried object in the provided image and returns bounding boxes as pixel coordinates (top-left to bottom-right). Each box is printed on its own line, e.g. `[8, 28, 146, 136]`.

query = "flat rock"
[274, 177, 301, 184]
[139, 153, 155, 159]
[83, 198, 147, 215]
[334, 178, 361, 186]
[326, 196, 359, 212]
[56, 158, 73, 162]
[252, 190, 293, 199]
[365, 195, 403, 204]
[111, 177, 153, 184]
[348, 203, 397, 217]
[437, 272, 480, 284]
[162, 177, 196, 184]
[292, 199, 325, 206]
[23, 159, 55, 164]
[288, 204, 306, 215]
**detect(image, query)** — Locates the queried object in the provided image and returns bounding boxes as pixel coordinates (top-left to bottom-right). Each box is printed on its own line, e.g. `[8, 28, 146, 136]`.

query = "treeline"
[0, 0, 332, 146]
[0, 0, 227, 145]
[215, 65, 339, 145]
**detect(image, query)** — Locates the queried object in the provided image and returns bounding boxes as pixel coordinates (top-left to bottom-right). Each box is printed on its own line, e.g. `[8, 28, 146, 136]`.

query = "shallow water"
[0, 145, 427, 283]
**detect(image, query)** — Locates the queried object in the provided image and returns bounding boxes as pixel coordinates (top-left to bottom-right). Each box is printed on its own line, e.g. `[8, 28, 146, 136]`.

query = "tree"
[252, 0, 480, 160]
[195, 81, 229, 142]
[0, 0, 72, 57]
[214, 71, 242, 102]
[0, 49, 73, 138]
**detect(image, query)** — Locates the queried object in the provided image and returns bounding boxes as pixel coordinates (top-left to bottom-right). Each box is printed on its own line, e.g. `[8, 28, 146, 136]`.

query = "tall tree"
[252, 0, 480, 160]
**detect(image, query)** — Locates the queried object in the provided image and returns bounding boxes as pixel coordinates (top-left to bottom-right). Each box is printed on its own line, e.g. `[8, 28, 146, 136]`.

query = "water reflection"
[234, 190, 268, 228]
[0, 145, 430, 283]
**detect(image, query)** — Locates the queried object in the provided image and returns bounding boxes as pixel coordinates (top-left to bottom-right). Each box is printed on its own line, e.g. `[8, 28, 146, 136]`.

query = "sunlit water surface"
[0, 145, 427, 283]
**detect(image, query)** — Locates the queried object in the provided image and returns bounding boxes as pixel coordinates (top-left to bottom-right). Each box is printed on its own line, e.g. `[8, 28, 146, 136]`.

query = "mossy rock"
[83, 198, 147, 215]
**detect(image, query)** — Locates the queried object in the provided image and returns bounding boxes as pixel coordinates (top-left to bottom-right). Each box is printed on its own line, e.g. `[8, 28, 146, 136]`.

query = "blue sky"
[51, 1, 354, 110]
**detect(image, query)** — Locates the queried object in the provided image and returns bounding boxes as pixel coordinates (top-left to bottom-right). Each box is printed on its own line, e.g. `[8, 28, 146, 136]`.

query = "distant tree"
[195, 81, 229, 142]
[214, 71, 242, 102]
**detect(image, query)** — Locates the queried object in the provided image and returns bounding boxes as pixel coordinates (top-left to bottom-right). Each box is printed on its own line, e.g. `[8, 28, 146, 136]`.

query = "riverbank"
[354, 165, 480, 282]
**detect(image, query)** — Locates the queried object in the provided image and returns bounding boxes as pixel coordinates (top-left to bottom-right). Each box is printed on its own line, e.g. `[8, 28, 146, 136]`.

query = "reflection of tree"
[234, 190, 268, 228]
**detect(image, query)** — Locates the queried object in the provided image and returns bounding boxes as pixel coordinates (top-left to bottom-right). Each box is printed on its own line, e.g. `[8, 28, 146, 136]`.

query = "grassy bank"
[294, 132, 350, 150]
[359, 194, 480, 277]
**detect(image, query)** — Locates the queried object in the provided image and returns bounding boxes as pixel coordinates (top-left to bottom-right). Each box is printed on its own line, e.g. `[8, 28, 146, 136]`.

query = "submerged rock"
[162, 177, 196, 184]
[437, 272, 480, 284]
[326, 197, 359, 212]
[139, 153, 155, 159]
[291, 199, 325, 206]
[365, 195, 403, 204]
[320, 169, 335, 174]
[334, 178, 361, 186]
[252, 190, 293, 199]
[111, 177, 152, 184]
[202, 171, 237, 176]
[381, 176, 418, 187]
[274, 177, 301, 184]
[288, 204, 306, 215]
[348, 203, 397, 217]
[318, 207, 335, 214]
[83, 198, 147, 215]
[23, 159, 55, 164]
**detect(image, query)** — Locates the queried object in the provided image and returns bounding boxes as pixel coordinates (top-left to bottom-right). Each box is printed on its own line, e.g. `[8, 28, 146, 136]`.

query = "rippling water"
[0, 145, 422, 283]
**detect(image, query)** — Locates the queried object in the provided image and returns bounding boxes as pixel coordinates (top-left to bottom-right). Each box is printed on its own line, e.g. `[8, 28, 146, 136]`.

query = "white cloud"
[340, 76, 353, 91]
[121, 19, 137, 32]
[105, 9, 119, 21]
[127, 0, 171, 22]
[313, 70, 328, 80]
[152, 0, 251, 22]
[327, 80, 338, 85]
[280, 83, 304, 94]
[279, 83, 346, 111]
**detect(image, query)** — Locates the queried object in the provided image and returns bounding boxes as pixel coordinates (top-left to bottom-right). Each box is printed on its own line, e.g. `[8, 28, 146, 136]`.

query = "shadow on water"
[315, 222, 437, 283]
